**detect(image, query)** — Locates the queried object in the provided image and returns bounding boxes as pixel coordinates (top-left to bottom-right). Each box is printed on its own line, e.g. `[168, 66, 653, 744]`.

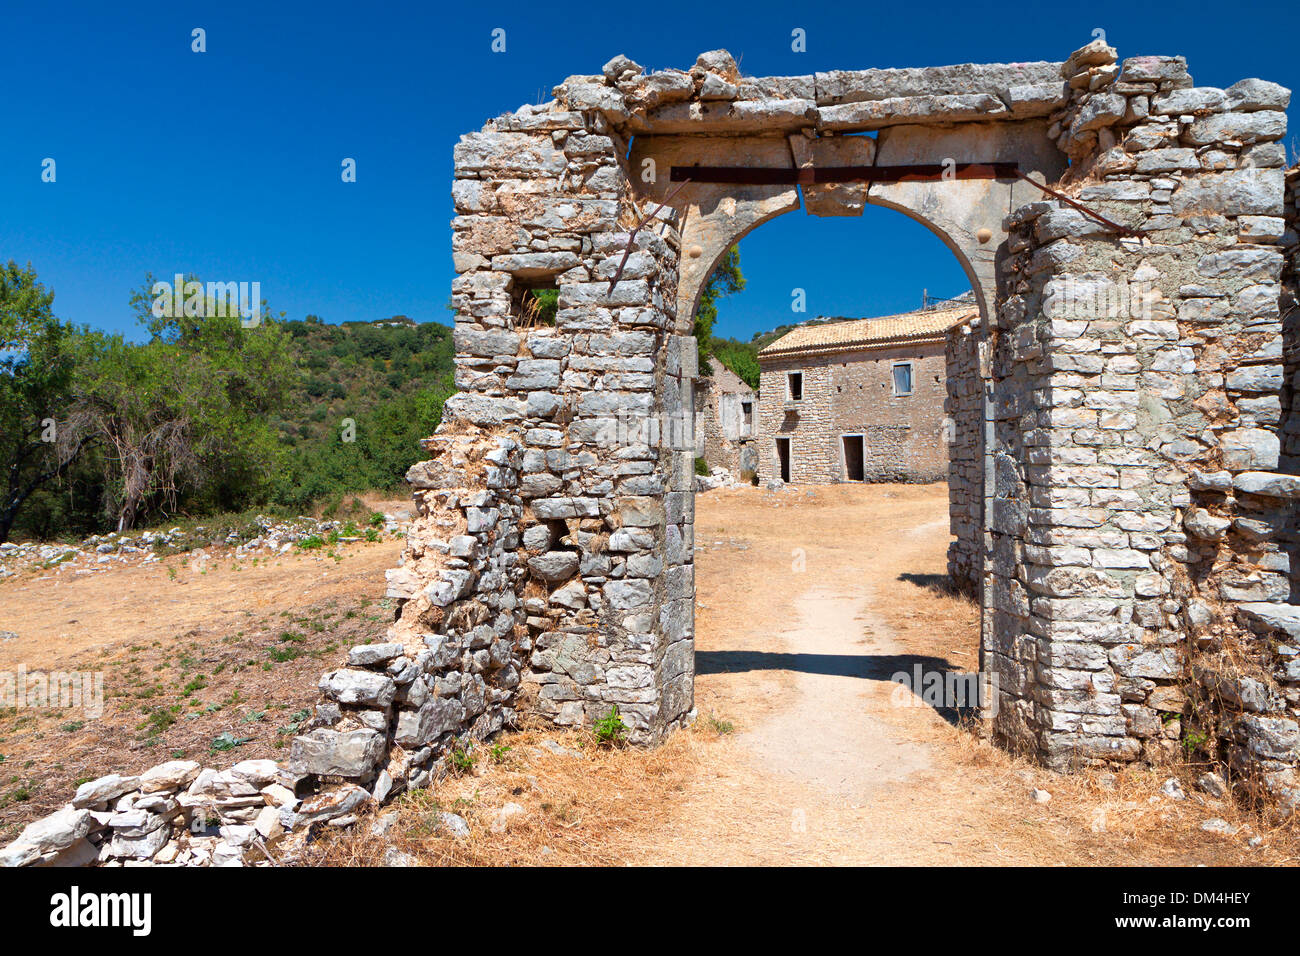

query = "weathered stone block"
[290, 729, 385, 779]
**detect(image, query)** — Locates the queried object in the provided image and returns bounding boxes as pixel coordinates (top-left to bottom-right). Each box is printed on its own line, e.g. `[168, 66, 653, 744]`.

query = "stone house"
[756, 306, 976, 484]
[694, 357, 756, 476]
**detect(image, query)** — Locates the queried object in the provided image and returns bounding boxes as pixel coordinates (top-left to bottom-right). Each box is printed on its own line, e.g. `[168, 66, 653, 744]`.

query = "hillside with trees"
[1, 263, 455, 542]
[4, 249, 778, 543]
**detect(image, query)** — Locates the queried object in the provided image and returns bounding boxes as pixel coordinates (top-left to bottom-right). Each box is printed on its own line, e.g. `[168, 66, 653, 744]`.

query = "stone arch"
[391, 40, 1300, 795]
[639, 119, 1066, 330]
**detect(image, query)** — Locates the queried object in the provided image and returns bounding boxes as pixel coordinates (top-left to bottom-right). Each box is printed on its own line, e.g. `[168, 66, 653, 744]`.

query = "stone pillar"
[370, 100, 693, 760]
[989, 40, 1297, 784]
[945, 317, 984, 593]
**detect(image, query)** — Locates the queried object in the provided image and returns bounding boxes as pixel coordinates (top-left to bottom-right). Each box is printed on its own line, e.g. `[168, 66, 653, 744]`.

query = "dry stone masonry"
[984, 44, 1298, 799]
[946, 314, 984, 593]
[5, 40, 1299, 866]
[695, 358, 756, 479]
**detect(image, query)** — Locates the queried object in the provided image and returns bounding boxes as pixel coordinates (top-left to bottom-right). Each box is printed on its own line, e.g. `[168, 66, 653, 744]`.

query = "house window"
[787, 371, 803, 401]
[892, 362, 913, 396]
[741, 400, 753, 435]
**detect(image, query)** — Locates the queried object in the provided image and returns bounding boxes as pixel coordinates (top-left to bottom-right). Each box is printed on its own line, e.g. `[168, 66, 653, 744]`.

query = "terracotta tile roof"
[758, 306, 977, 360]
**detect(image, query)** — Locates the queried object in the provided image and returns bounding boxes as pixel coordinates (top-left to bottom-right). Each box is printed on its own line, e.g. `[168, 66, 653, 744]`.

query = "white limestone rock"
[72, 774, 141, 809]
[139, 760, 201, 794]
[10, 805, 96, 854]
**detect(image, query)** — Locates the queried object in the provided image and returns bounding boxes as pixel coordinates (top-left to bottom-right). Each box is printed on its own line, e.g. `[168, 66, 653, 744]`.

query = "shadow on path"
[696, 650, 981, 726]
[897, 571, 976, 601]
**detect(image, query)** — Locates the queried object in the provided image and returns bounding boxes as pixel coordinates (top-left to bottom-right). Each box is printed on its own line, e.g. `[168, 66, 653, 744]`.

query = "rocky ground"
[0, 509, 412, 584]
[3, 484, 1298, 864]
[0, 505, 412, 845]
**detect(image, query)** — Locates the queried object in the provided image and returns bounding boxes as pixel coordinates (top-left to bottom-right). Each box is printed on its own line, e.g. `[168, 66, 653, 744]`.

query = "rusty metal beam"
[605, 176, 693, 293]
[668, 163, 1019, 185]
[1008, 169, 1146, 239]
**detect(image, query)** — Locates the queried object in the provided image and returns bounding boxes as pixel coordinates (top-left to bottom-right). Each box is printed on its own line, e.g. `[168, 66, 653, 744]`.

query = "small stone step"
[1238, 602, 1300, 640]
[1233, 472, 1300, 498]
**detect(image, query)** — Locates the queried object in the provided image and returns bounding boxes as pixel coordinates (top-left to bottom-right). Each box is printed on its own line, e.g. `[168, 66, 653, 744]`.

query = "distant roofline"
[758, 306, 977, 361]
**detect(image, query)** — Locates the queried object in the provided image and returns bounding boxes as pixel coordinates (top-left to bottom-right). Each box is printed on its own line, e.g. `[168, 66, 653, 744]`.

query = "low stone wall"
[1, 759, 293, 867]
[0, 630, 438, 867]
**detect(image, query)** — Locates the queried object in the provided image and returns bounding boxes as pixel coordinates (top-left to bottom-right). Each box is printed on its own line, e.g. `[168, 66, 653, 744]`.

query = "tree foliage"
[710, 337, 760, 390]
[0, 262, 89, 542]
[3, 266, 461, 540]
[272, 373, 455, 512]
[693, 246, 745, 372]
[65, 279, 296, 530]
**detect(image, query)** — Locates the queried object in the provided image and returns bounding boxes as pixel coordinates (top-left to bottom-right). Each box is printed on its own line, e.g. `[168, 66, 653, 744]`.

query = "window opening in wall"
[788, 371, 803, 401]
[512, 281, 559, 329]
[741, 399, 753, 434]
[842, 434, 865, 482]
[892, 362, 913, 396]
[776, 437, 791, 482]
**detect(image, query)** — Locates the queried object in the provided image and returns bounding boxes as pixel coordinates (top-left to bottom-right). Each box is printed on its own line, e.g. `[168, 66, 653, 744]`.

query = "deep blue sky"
[2, 1, 1296, 343]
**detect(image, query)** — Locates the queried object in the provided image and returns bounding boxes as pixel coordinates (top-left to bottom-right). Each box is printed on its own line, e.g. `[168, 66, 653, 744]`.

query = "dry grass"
[303, 716, 1300, 868]
[0, 592, 394, 844]
[0, 532, 403, 845]
[299, 724, 711, 867]
[5, 481, 1300, 866]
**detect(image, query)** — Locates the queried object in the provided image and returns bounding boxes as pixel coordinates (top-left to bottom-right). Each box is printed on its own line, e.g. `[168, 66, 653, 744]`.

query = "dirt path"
[736, 586, 931, 799]
[630, 483, 1292, 866]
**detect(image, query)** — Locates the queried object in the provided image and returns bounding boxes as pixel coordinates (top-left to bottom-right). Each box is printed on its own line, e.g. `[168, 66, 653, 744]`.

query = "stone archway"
[377, 40, 1299, 799]
[635, 115, 1066, 329]
[626, 97, 1071, 738]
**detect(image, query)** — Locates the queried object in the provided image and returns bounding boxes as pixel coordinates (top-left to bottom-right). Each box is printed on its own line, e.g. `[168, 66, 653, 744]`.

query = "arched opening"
[680, 195, 991, 759]
[623, 115, 1069, 755]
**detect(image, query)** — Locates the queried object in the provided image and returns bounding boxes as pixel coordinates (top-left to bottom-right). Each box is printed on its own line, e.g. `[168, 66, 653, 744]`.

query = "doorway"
[842, 434, 865, 481]
[775, 437, 791, 482]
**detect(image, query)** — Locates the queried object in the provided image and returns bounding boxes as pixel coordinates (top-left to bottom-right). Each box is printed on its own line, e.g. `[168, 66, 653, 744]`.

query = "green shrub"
[449, 743, 476, 775]
[593, 705, 628, 746]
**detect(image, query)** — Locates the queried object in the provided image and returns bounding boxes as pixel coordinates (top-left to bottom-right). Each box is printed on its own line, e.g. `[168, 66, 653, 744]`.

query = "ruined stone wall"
[324, 98, 699, 774]
[987, 42, 1297, 791]
[695, 358, 754, 476]
[9, 46, 1300, 869]
[945, 318, 983, 592]
[757, 342, 950, 483]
